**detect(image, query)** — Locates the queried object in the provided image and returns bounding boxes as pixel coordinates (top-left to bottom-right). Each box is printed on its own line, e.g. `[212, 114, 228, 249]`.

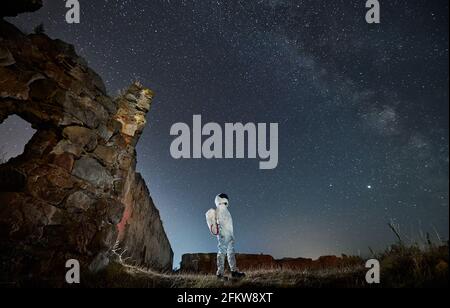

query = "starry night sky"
[2, 0, 448, 267]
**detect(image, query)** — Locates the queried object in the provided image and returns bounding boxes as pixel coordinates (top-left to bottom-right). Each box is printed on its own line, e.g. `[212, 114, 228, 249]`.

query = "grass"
[13, 244, 448, 288]
[5, 222, 448, 288]
[82, 241, 448, 288]
[82, 224, 448, 288]
[376, 243, 448, 288]
[370, 222, 449, 288]
[83, 262, 369, 288]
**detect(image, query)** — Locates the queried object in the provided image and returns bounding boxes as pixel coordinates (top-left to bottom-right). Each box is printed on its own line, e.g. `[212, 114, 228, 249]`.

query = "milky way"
[3, 0, 448, 267]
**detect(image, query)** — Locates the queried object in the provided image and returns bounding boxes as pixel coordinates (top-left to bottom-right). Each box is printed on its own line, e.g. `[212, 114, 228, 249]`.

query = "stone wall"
[117, 173, 173, 272]
[0, 3, 172, 284]
[180, 253, 363, 274]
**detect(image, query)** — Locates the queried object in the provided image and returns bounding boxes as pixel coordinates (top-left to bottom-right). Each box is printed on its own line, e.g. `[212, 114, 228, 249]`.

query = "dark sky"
[2, 0, 449, 267]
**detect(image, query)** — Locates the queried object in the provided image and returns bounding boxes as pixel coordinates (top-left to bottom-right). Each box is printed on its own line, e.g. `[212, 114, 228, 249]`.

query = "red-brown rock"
[51, 153, 75, 172]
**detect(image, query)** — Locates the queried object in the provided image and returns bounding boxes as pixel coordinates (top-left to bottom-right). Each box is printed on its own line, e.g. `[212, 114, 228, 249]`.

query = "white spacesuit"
[206, 194, 245, 279]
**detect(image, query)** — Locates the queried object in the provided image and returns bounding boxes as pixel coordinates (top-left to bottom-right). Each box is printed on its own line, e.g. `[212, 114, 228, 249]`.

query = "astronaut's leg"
[226, 238, 237, 272]
[227, 237, 246, 278]
[216, 236, 227, 276]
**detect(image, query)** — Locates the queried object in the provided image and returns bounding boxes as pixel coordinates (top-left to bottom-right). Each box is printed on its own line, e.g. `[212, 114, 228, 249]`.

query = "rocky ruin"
[180, 253, 363, 274]
[0, 1, 172, 284]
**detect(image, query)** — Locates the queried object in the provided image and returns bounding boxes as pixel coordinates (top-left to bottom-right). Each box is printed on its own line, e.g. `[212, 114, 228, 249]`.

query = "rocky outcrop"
[0, 4, 172, 284]
[117, 173, 173, 272]
[180, 253, 363, 274]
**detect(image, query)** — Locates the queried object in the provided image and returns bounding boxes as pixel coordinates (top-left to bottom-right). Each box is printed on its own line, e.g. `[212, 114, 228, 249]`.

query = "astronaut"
[206, 193, 246, 280]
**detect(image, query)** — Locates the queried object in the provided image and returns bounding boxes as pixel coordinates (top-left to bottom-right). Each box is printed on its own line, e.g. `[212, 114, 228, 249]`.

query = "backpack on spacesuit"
[206, 208, 219, 236]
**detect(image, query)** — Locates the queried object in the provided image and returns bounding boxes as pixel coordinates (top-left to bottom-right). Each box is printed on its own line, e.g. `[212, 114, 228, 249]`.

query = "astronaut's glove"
[210, 223, 220, 236]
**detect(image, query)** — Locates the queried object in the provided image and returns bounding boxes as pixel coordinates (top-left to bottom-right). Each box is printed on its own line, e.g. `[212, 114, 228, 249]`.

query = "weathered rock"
[0, 46, 15, 66]
[0, 192, 63, 241]
[94, 145, 117, 165]
[27, 165, 76, 206]
[90, 225, 117, 251]
[65, 191, 94, 213]
[25, 130, 58, 157]
[277, 257, 314, 270]
[181, 254, 218, 274]
[115, 84, 152, 139]
[0, 67, 42, 100]
[51, 140, 83, 157]
[63, 126, 98, 151]
[117, 173, 173, 272]
[97, 121, 120, 142]
[62, 94, 108, 129]
[97, 96, 117, 115]
[0, 4, 172, 285]
[72, 157, 113, 188]
[88, 252, 110, 273]
[94, 198, 125, 225]
[51, 152, 75, 172]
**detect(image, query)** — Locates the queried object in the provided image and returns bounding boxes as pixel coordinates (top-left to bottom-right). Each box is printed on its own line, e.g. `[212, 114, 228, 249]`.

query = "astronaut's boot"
[231, 271, 246, 279]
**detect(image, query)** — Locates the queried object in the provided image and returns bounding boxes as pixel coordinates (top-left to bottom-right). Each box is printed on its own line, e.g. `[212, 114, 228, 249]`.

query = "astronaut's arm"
[206, 208, 220, 236]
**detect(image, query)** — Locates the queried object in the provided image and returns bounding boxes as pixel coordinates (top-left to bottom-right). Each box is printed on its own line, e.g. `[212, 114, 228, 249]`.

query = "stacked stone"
[0, 9, 172, 283]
